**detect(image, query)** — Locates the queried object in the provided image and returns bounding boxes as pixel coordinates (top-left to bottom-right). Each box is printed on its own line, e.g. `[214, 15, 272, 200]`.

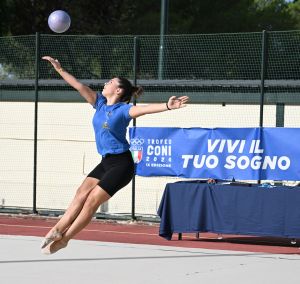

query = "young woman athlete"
[41, 56, 189, 254]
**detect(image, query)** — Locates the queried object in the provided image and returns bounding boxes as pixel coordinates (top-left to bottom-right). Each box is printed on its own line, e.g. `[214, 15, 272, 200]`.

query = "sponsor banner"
[129, 127, 300, 180]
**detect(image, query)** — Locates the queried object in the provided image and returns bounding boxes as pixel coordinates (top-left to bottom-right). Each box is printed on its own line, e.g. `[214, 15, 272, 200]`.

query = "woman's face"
[102, 78, 121, 97]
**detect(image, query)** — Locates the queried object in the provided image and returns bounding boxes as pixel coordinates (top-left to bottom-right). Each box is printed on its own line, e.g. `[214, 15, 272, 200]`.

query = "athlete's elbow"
[129, 110, 146, 118]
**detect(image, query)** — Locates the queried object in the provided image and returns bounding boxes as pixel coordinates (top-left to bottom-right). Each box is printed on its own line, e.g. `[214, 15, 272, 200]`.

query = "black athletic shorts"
[87, 150, 135, 197]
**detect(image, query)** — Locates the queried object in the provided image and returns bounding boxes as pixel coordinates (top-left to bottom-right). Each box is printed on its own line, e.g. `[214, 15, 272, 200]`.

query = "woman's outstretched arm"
[42, 56, 97, 105]
[129, 95, 189, 118]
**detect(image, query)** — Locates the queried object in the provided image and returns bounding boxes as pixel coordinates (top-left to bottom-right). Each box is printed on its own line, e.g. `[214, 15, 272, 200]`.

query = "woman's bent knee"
[75, 177, 100, 198]
[84, 186, 111, 209]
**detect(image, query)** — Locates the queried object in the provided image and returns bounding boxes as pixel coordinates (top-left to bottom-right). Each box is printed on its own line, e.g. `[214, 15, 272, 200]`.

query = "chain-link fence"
[1, 31, 300, 220]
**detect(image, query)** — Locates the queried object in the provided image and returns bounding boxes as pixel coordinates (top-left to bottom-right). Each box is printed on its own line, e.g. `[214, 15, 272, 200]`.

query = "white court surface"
[0, 235, 300, 284]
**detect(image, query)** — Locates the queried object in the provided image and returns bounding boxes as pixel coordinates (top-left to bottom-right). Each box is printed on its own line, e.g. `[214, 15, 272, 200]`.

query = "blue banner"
[129, 127, 300, 180]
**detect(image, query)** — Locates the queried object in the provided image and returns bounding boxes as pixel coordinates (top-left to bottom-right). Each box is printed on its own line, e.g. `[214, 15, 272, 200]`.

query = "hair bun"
[132, 86, 144, 99]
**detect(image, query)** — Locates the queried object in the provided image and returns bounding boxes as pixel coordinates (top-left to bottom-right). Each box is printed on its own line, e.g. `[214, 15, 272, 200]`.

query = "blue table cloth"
[158, 181, 300, 240]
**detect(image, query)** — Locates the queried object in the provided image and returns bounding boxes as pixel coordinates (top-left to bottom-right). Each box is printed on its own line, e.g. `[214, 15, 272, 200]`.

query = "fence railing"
[0, 30, 300, 220]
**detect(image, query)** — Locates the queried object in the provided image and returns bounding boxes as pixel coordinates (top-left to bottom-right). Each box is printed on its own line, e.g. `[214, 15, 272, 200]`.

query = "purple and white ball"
[48, 10, 71, 33]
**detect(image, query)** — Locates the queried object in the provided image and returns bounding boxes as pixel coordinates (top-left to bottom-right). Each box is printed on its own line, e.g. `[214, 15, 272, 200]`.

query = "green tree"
[0, 0, 11, 35]
[0, 0, 298, 36]
[287, 0, 300, 29]
[168, 0, 296, 34]
[0, 0, 161, 36]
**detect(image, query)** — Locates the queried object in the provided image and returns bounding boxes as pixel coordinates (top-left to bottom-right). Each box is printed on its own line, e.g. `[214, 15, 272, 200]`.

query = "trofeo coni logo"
[130, 138, 144, 163]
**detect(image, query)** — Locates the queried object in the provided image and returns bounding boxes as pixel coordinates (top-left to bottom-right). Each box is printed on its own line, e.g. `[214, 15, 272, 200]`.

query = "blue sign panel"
[129, 127, 300, 180]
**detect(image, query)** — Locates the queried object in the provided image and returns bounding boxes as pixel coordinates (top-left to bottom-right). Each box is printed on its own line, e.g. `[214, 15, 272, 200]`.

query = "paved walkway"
[1, 235, 300, 284]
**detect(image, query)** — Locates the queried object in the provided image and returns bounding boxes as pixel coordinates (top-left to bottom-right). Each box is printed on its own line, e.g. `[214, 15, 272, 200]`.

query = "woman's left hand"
[167, 96, 189, 110]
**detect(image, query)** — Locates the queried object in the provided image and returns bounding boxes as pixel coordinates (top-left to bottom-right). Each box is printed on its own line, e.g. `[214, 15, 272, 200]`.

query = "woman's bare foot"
[40, 230, 63, 249]
[41, 239, 68, 255]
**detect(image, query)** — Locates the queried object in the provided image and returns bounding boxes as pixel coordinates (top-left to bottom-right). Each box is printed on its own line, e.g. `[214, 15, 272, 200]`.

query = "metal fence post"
[276, 103, 285, 127]
[33, 32, 40, 214]
[158, 0, 169, 80]
[131, 36, 140, 220]
[259, 30, 268, 127]
[258, 30, 268, 183]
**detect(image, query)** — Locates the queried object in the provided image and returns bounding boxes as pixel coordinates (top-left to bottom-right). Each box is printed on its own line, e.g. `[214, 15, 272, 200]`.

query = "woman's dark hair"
[116, 77, 143, 103]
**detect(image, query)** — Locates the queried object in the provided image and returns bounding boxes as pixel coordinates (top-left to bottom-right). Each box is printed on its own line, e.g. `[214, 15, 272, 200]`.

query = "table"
[158, 181, 300, 240]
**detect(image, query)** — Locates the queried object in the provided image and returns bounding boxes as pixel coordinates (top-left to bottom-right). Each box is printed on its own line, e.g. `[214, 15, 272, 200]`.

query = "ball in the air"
[48, 10, 71, 33]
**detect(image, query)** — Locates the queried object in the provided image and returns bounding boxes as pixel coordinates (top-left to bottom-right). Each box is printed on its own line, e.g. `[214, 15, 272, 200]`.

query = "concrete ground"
[1, 234, 300, 284]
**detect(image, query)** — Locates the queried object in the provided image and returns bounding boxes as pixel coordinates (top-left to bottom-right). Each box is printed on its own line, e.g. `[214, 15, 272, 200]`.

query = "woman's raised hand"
[42, 56, 62, 71]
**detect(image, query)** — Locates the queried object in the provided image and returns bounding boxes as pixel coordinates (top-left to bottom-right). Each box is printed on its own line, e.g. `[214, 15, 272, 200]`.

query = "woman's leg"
[43, 185, 110, 254]
[42, 177, 100, 241]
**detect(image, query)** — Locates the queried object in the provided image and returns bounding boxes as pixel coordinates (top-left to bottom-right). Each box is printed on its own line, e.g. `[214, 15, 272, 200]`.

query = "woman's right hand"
[42, 56, 62, 71]
[42, 55, 96, 105]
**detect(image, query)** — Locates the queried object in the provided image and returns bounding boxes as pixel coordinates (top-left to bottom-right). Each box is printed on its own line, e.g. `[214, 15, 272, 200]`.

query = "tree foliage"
[288, 0, 300, 29]
[0, 0, 298, 36]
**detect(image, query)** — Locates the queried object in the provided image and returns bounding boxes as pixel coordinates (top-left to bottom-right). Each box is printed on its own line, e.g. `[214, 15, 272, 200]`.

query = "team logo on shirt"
[130, 138, 144, 163]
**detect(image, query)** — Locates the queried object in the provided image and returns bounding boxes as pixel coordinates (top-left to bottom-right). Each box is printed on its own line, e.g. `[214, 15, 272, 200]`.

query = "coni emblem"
[130, 138, 144, 163]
